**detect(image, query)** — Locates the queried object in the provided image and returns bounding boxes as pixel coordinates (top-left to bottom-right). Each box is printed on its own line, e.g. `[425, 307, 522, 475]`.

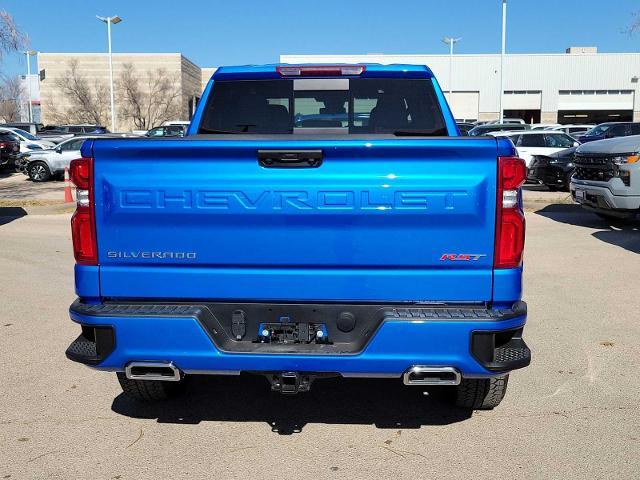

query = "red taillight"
[70, 157, 97, 265]
[276, 65, 366, 76]
[70, 158, 91, 189]
[494, 156, 526, 269]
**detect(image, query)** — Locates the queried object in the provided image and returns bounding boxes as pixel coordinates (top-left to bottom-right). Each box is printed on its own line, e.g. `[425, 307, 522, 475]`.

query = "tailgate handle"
[258, 150, 323, 168]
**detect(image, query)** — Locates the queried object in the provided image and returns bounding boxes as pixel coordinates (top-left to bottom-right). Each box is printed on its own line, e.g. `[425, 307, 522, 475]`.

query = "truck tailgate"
[92, 137, 498, 302]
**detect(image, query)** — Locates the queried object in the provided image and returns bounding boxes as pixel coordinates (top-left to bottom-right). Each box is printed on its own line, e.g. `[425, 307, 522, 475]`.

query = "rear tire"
[28, 161, 51, 182]
[116, 372, 187, 402]
[452, 375, 509, 410]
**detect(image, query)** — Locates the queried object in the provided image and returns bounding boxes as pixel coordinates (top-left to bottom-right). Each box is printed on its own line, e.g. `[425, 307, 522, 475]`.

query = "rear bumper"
[67, 300, 530, 378]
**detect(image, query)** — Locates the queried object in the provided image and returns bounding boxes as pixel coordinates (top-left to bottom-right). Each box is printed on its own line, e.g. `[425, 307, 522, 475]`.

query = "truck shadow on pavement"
[111, 375, 472, 434]
[534, 204, 640, 254]
[0, 207, 27, 225]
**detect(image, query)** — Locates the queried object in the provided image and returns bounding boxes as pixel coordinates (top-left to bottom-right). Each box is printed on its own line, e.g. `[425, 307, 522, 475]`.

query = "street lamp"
[24, 50, 37, 123]
[96, 15, 122, 132]
[499, 0, 507, 122]
[442, 37, 462, 102]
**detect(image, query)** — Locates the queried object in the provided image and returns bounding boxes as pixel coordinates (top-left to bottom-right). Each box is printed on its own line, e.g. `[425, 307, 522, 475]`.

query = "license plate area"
[575, 188, 586, 202]
[256, 321, 331, 345]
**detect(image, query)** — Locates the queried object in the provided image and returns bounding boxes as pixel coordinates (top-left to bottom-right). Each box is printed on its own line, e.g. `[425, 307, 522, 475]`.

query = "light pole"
[24, 50, 37, 123]
[96, 15, 122, 132]
[498, 0, 507, 122]
[442, 37, 462, 102]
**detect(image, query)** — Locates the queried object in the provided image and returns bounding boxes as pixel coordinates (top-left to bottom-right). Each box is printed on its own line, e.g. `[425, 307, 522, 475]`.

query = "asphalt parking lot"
[1, 205, 639, 479]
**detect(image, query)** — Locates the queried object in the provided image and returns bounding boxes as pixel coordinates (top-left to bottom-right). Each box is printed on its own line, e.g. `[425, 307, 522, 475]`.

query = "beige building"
[37, 53, 210, 131]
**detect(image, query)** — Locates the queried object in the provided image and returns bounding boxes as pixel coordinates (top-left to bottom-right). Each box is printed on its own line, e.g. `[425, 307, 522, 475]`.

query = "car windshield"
[12, 128, 39, 140]
[199, 78, 447, 135]
[585, 124, 611, 136]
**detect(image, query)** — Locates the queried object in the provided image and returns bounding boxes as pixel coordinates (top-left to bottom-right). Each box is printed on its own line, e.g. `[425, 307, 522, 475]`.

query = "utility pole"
[96, 15, 122, 131]
[24, 50, 37, 122]
[499, 0, 507, 122]
[442, 37, 462, 102]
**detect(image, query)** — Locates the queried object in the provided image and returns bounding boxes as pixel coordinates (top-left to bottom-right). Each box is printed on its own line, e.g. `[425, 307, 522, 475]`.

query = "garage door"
[449, 92, 479, 121]
[503, 91, 542, 110]
[558, 90, 634, 110]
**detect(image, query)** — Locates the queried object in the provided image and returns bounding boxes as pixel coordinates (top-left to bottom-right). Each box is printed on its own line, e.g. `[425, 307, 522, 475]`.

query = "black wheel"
[28, 161, 51, 182]
[116, 372, 187, 402]
[452, 375, 509, 410]
[547, 185, 559, 192]
[563, 172, 573, 192]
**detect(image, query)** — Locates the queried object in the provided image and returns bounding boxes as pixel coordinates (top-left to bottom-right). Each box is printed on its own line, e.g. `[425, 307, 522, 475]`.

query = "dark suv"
[577, 122, 640, 143]
[0, 131, 21, 168]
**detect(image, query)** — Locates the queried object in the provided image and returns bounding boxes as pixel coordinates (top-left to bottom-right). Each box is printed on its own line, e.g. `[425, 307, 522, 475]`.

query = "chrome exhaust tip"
[125, 361, 182, 382]
[403, 366, 461, 386]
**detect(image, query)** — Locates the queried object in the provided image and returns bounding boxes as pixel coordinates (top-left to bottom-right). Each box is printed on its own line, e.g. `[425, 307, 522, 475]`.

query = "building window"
[558, 90, 633, 96]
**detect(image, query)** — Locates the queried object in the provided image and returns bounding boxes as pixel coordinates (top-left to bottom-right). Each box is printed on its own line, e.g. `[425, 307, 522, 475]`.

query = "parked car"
[493, 130, 579, 167]
[0, 131, 21, 168]
[571, 135, 640, 220]
[0, 127, 56, 152]
[161, 120, 191, 127]
[39, 125, 110, 144]
[548, 124, 594, 138]
[528, 147, 577, 191]
[65, 63, 530, 409]
[456, 122, 474, 135]
[144, 125, 186, 137]
[467, 123, 530, 136]
[577, 122, 640, 143]
[530, 123, 561, 130]
[498, 118, 526, 125]
[23, 136, 104, 182]
[0, 122, 45, 136]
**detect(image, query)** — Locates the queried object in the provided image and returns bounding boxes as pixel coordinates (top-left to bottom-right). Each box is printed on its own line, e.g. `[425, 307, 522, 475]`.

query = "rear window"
[544, 133, 574, 148]
[518, 134, 546, 147]
[198, 78, 447, 135]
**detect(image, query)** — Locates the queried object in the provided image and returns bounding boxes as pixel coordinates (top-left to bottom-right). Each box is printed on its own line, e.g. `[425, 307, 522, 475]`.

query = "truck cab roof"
[211, 64, 435, 81]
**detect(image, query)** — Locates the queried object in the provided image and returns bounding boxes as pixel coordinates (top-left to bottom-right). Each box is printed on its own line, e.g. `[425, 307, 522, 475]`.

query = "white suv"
[492, 130, 579, 167]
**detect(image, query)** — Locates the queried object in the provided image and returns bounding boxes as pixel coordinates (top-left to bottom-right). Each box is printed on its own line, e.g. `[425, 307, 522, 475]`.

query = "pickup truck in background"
[571, 135, 640, 220]
[65, 64, 531, 410]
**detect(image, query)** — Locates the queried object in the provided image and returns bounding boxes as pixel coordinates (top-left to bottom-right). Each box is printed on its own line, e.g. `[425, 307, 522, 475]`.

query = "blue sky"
[1, 0, 639, 76]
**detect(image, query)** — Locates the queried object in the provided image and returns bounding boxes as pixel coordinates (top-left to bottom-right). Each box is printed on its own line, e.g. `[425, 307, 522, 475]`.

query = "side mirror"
[573, 141, 579, 147]
[55, 146, 62, 153]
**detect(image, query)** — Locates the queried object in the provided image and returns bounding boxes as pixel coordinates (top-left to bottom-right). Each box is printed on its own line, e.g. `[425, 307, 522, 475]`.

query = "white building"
[19, 74, 41, 123]
[281, 48, 640, 124]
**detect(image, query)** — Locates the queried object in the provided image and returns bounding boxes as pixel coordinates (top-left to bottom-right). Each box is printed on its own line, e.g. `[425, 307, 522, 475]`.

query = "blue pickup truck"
[66, 64, 530, 409]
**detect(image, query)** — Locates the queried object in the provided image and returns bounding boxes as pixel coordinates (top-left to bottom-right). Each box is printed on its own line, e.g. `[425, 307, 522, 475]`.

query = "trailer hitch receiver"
[268, 372, 313, 394]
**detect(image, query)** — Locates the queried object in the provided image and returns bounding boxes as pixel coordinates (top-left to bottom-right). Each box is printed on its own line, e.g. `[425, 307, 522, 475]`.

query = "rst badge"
[440, 253, 487, 261]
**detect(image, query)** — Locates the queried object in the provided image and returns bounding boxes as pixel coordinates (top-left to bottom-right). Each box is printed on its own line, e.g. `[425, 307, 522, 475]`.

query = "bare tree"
[627, 11, 640, 35]
[117, 63, 182, 130]
[0, 75, 22, 121]
[0, 10, 27, 60]
[47, 60, 109, 125]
